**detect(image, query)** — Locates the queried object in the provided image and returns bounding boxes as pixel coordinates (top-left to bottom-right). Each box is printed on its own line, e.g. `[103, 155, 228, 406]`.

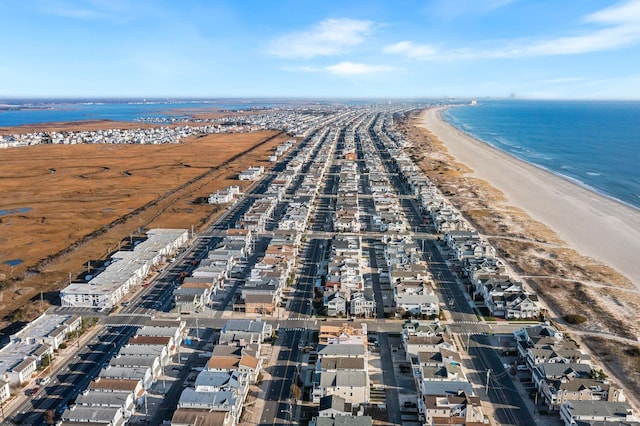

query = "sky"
[2, 0, 640, 99]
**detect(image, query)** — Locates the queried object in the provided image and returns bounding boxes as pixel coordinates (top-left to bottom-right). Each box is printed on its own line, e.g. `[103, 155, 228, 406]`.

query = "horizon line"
[2, 96, 640, 102]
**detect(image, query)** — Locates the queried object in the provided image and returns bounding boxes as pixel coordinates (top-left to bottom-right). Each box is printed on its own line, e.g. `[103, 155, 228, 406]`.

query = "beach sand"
[422, 107, 640, 288]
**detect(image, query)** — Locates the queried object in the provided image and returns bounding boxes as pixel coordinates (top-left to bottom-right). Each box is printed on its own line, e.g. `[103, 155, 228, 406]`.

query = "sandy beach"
[422, 107, 640, 288]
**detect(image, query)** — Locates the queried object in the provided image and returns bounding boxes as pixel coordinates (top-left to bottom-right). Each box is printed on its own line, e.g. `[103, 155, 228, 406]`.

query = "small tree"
[564, 314, 587, 325]
[290, 383, 302, 400]
[41, 353, 52, 367]
[590, 369, 608, 380]
[44, 409, 55, 425]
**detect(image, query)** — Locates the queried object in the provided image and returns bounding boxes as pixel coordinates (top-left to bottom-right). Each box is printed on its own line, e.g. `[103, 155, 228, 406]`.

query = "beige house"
[424, 391, 489, 425]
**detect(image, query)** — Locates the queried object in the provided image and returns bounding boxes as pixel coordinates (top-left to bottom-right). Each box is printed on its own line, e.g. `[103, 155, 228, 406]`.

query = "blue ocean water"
[0, 99, 281, 127]
[442, 100, 640, 211]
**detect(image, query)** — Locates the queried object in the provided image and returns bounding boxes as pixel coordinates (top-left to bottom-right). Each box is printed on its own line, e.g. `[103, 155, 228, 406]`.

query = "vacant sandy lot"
[0, 129, 289, 324]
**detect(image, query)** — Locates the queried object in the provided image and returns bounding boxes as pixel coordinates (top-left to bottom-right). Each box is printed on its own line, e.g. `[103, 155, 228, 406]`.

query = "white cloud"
[283, 62, 396, 75]
[586, 0, 640, 25]
[267, 18, 374, 59]
[383, 41, 437, 60]
[387, 0, 640, 61]
[325, 62, 395, 75]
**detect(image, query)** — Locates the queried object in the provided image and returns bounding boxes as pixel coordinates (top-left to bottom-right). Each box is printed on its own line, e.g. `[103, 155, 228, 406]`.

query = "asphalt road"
[259, 329, 301, 425]
[2, 325, 136, 426]
[368, 120, 536, 425]
[14, 111, 544, 425]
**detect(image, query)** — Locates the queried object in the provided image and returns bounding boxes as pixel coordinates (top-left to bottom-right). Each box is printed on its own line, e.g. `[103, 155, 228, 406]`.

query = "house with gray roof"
[312, 415, 373, 426]
[98, 365, 154, 390]
[540, 376, 625, 412]
[220, 319, 271, 344]
[318, 395, 350, 418]
[532, 362, 593, 395]
[317, 344, 365, 358]
[313, 371, 368, 406]
[559, 400, 638, 426]
[178, 388, 242, 425]
[194, 370, 248, 402]
[75, 389, 136, 419]
[60, 405, 126, 426]
[109, 355, 161, 379]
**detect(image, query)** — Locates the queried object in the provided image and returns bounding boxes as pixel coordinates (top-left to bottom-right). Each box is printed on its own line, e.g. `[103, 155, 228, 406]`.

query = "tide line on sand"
[421, 107, 640, 288]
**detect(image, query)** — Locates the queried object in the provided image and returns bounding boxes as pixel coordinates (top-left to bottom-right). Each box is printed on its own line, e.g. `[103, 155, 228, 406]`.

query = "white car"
[516, 364, 529, 371]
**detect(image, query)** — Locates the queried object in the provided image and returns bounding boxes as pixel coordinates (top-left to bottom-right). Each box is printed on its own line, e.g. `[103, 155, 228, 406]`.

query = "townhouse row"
[402, 320, 491, 425]
[60, 229, 189, 310]
[513, 323, 639, 425]
[60, 318, 185, 425]
[0, 313, 82, 397]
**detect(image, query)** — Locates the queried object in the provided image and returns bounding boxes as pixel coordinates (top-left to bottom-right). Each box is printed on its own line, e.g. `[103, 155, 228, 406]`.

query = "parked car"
[517, 364, 529, 371]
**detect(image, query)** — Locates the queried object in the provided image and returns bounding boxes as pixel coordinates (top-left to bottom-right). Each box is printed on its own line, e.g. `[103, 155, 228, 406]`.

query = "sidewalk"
[244, 338, 283, 425]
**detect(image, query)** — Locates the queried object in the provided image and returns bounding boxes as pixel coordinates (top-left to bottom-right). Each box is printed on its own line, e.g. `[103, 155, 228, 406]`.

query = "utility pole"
[485, 369, 492, 394]
[47, 352, 54, 374]
[162, 358, 166, 392]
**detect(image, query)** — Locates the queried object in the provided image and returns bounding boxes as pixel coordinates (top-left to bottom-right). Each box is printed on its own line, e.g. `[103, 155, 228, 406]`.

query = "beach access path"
[422, 107, 640, 288]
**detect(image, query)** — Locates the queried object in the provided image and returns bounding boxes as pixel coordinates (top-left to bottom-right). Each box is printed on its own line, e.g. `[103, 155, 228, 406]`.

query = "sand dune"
[422, 107, 640, 287]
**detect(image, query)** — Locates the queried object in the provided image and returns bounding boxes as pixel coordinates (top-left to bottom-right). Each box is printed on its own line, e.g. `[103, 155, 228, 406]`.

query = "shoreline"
[421, 107, 640, 288]
[441, 106, 640, 214]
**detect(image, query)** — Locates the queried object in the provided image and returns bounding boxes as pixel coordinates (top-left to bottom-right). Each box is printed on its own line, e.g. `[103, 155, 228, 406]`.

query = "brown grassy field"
[0, 129, 289, 325]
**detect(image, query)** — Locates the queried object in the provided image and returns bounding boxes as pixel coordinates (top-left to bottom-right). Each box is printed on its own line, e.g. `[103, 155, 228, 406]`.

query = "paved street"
[6, 108, 545, 426]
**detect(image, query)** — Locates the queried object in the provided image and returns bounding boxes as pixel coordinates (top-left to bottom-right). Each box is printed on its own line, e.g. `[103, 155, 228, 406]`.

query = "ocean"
[441, 100, 640, 211]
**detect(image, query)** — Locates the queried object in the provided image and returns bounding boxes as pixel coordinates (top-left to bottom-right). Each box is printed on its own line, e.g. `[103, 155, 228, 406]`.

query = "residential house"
[219, 319, 271, 345]
[349, 290, 376, 318]
[318, 394, 351, 418]
[177, 389, 242, 426]
[540, 377, 625, 412]
[559, 400, 637, 426]
[424, 390, 490, 425]
[171, 409, 231, 426]
[60, 405, 126, 426]
[311, 415, 373, 426]
[324, 290, 347, 317]
[313, 344, 369, 405]
[0, 380, 10, 404]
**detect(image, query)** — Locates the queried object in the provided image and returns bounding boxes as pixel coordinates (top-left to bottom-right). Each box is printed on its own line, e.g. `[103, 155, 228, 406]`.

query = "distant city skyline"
[2, 0, 640, 99]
